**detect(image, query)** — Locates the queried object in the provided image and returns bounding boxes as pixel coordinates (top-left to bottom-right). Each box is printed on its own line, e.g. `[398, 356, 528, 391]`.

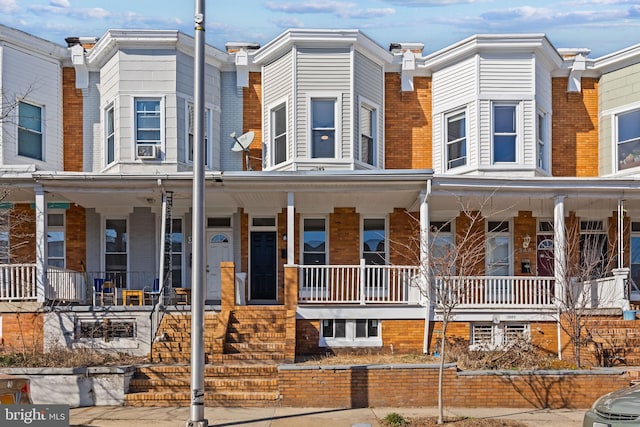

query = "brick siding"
[62, 67, 84, 172]
[243, 72, 262, 171]
[0, 313, 44, 352]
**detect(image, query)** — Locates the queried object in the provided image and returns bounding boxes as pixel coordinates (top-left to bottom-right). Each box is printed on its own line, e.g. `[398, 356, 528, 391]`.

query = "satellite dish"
[230, 131, 256, 170]
[230, 131, 254, 152]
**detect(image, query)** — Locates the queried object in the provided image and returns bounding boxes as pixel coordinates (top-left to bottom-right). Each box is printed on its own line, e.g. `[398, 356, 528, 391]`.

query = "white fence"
[46, 267, 87, 303]
[0, 264, 37, 300]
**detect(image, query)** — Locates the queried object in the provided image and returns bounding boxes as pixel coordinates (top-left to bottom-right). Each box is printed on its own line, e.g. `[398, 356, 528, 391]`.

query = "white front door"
[206, 230, 233, 301]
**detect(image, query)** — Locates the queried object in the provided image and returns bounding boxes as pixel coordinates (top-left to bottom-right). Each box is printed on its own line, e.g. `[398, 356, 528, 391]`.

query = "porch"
[2, 263, 630, 312]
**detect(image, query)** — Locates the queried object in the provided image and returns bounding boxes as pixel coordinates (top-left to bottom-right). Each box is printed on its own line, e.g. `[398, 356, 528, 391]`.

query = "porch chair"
[143, 278, 161, 305]
[100, 280, 118, 305]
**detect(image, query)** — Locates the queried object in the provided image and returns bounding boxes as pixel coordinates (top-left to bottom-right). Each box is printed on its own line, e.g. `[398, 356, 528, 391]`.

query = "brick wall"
[62, 67, 84, 172]
[65, 204, 86, 272]
[329, 208, 360, 265]
[389, 209, 419, 265]
[11, 204, 35, 264]
[514, 211, 536, 276]
[385, 74, 432, 169]
[243, 72, 262, 171]
[0, 313, 44, 352]
[382, 319, 425, 353]
[552, 77, 599, 177]
[278, 365, 628, 408]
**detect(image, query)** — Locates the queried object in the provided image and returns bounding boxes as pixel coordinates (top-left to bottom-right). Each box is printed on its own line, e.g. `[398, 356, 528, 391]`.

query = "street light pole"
[188, 0, 207, 426]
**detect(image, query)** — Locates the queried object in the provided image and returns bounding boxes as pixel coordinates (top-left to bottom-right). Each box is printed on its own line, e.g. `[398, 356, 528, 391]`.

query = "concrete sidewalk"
[69, 406, 586, 426]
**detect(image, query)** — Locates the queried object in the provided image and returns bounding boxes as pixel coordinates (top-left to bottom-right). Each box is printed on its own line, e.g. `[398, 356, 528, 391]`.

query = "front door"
[537, 234, 554, 276]
[206, 230, 233, 301]
[250, 231, 277, 301]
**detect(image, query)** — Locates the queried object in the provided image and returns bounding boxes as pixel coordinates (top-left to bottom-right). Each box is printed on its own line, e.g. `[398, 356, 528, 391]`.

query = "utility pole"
[188, 0, 207, 425]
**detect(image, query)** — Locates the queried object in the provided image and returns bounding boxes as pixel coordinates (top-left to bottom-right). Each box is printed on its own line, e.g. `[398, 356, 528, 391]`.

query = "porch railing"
[46, 267, 87, 303]
[433, 276, 555, 307]
[0, 264, 37, 301]
[299, 262, 421, 304]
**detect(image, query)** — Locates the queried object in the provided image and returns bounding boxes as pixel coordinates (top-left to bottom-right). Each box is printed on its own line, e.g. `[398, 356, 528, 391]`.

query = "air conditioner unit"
[137, 144, 158, 160]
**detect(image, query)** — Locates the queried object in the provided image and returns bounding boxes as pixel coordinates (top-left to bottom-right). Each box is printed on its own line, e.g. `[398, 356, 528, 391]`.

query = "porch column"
[35, 186, 46, 303]
[287, 192, 295, 266]
[420, 182, 431, 354]
[554, 195, 566, 302]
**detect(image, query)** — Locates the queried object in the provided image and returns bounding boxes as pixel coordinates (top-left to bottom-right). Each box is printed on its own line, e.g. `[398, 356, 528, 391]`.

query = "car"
[0, 373, 32, 404]
[584, 383, 640, 426]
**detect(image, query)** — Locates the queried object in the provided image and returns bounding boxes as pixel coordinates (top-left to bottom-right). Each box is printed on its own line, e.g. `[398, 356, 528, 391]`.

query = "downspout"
[421, 180, 431, 353]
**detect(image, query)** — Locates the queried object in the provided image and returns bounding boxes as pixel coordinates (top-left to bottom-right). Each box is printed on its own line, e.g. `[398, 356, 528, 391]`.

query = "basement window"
[76, 319, 136, 341]
[320, 319, 382, 347]
[470, 323, 529, 351]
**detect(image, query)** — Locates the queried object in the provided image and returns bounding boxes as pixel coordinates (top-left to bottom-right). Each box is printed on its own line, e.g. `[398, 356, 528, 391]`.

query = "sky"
[1, 0, 640, 58]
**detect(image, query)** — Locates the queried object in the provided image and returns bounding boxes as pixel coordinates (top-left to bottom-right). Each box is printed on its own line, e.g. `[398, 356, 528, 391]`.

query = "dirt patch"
[380, 416, 526, 426]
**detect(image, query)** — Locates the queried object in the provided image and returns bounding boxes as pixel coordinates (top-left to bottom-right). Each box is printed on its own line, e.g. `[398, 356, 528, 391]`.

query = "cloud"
[271, 17, 306, 28]
[342, 8, 395, 18]
[383, 0, 478, 6]
[265, 1, 356, 14]
[28, 5, 112, 19]
[0, 0, 19, 13]
[50, 0, 70, 7]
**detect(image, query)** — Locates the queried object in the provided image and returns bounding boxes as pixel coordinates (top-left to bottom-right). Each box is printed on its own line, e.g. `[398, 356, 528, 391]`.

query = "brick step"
[222, 352, 286, 362]
[225, 332, 286, 343]
[134, 364, 278, 377]
[227, 324, 285, 334]
[129, 377, 278, 393]
[124, 391, 280, 407]
[224, 342, 286, 353]
[229, 313, 287, 322]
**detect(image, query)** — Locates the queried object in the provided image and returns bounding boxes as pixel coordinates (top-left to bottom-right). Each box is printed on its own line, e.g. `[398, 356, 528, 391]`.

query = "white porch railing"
[0, 264, 37, 301]
[299, 262, 421, 304]
[433, 276, 555, 307]
[46, 267, 87, 303]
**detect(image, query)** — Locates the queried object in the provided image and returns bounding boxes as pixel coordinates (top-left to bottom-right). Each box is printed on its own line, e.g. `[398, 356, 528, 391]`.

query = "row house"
[0, 23, 639, 362]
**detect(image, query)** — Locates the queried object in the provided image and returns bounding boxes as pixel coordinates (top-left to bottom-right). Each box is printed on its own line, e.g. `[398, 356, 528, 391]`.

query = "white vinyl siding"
[2, 44, 62, 169]
[296, 48, 351, 160]
[479, 54, 534, 94]
[354, 51, 384, 167]
[263, 52, 293, 168]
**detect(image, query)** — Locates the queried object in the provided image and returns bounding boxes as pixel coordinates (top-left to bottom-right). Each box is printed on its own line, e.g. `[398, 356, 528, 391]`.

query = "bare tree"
[552, 215, 621, 368]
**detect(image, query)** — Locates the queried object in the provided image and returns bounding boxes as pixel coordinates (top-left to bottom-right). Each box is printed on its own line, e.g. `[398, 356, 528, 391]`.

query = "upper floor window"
[135, 98, 161, 159]
[106, 105, 115, 165]
[311, 98, 336, 158]
[18, 101, 43, 161]
[271, 104, 287, 165]
[617, 109, 640, 171]
[537, 111, 548, 171]
[446, 110, 466, 170]
[360, 103, 377, 166]
[187, 103, 210, 167]
[493, 104, 517, 163]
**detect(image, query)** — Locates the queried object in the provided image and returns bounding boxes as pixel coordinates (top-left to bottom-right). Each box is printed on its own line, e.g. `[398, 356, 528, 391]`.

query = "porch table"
[121, 289, 143, 306]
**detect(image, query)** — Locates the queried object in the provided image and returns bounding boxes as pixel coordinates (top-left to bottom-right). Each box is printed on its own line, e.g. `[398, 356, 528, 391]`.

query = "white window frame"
[270, 100, 288, 167]
[615, 107, 640, 172]
[320, 319, 382, 347]
[133, 97, 164, 160]
[471, 323, 530, 350]
[486, 220, 512, 276]
[361, 217, 387, 266]
[537, 110, 549, 171]
[17, 100, 44, 161]
[105, 103, 115, 166]
[47, 211, 66, 269]
[359, 97, 379, 167]
[307, 93, 342, 159]
[492, 102, 520, 164]
[103, 217, 128, 289]
[430, 220, 455, 276]
[186, 102, 211, 168]
[445, 109, 467, 170]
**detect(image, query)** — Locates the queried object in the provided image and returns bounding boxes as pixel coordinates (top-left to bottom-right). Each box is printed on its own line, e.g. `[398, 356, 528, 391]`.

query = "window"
[320, 319, 382, 347]
[446, 111, 466, 169]
[311, 98, 336, 158]
[493, 104, 517, 163]
[105, 219, 127, 287]
[537, 112, 548, 170]
[363, 218, 385, 266]
[135, 99, 161, 157]
[431, 221, 455, 275]
[187, 103, 210, 167]
[77, 319, 136, 340]
[0, 212, 9, 264]
[106, 105, 115, 165]
[580, 220, 608, 279]
[631, 222, 640, 287]
[164, 218, 183, 288]
[47, 213, 65, 268]
[617, 109, 640, 171]
[303, 219, 326, 266]
[272, 104, 287, 165]
[18, 101, 43, 161]
[486, 221, 511, 276]
[471, 323, 529, 350]
[360, 104, 377, 166]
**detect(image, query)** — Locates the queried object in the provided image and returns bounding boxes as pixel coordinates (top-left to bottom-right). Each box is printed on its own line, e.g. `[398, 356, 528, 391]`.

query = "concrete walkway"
[70, 406, 586, 426]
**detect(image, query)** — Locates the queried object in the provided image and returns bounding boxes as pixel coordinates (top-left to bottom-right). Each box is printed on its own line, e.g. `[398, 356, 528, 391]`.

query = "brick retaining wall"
[278, 364, 629, 409]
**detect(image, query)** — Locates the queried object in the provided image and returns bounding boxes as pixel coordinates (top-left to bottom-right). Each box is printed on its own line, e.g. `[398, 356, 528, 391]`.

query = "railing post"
[612, 268, 630, 311]
[360, 259, 366, 305]
[220, 261, 236, 311]
[284, 264, 298, 310]
[35, 187, 46, 303]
